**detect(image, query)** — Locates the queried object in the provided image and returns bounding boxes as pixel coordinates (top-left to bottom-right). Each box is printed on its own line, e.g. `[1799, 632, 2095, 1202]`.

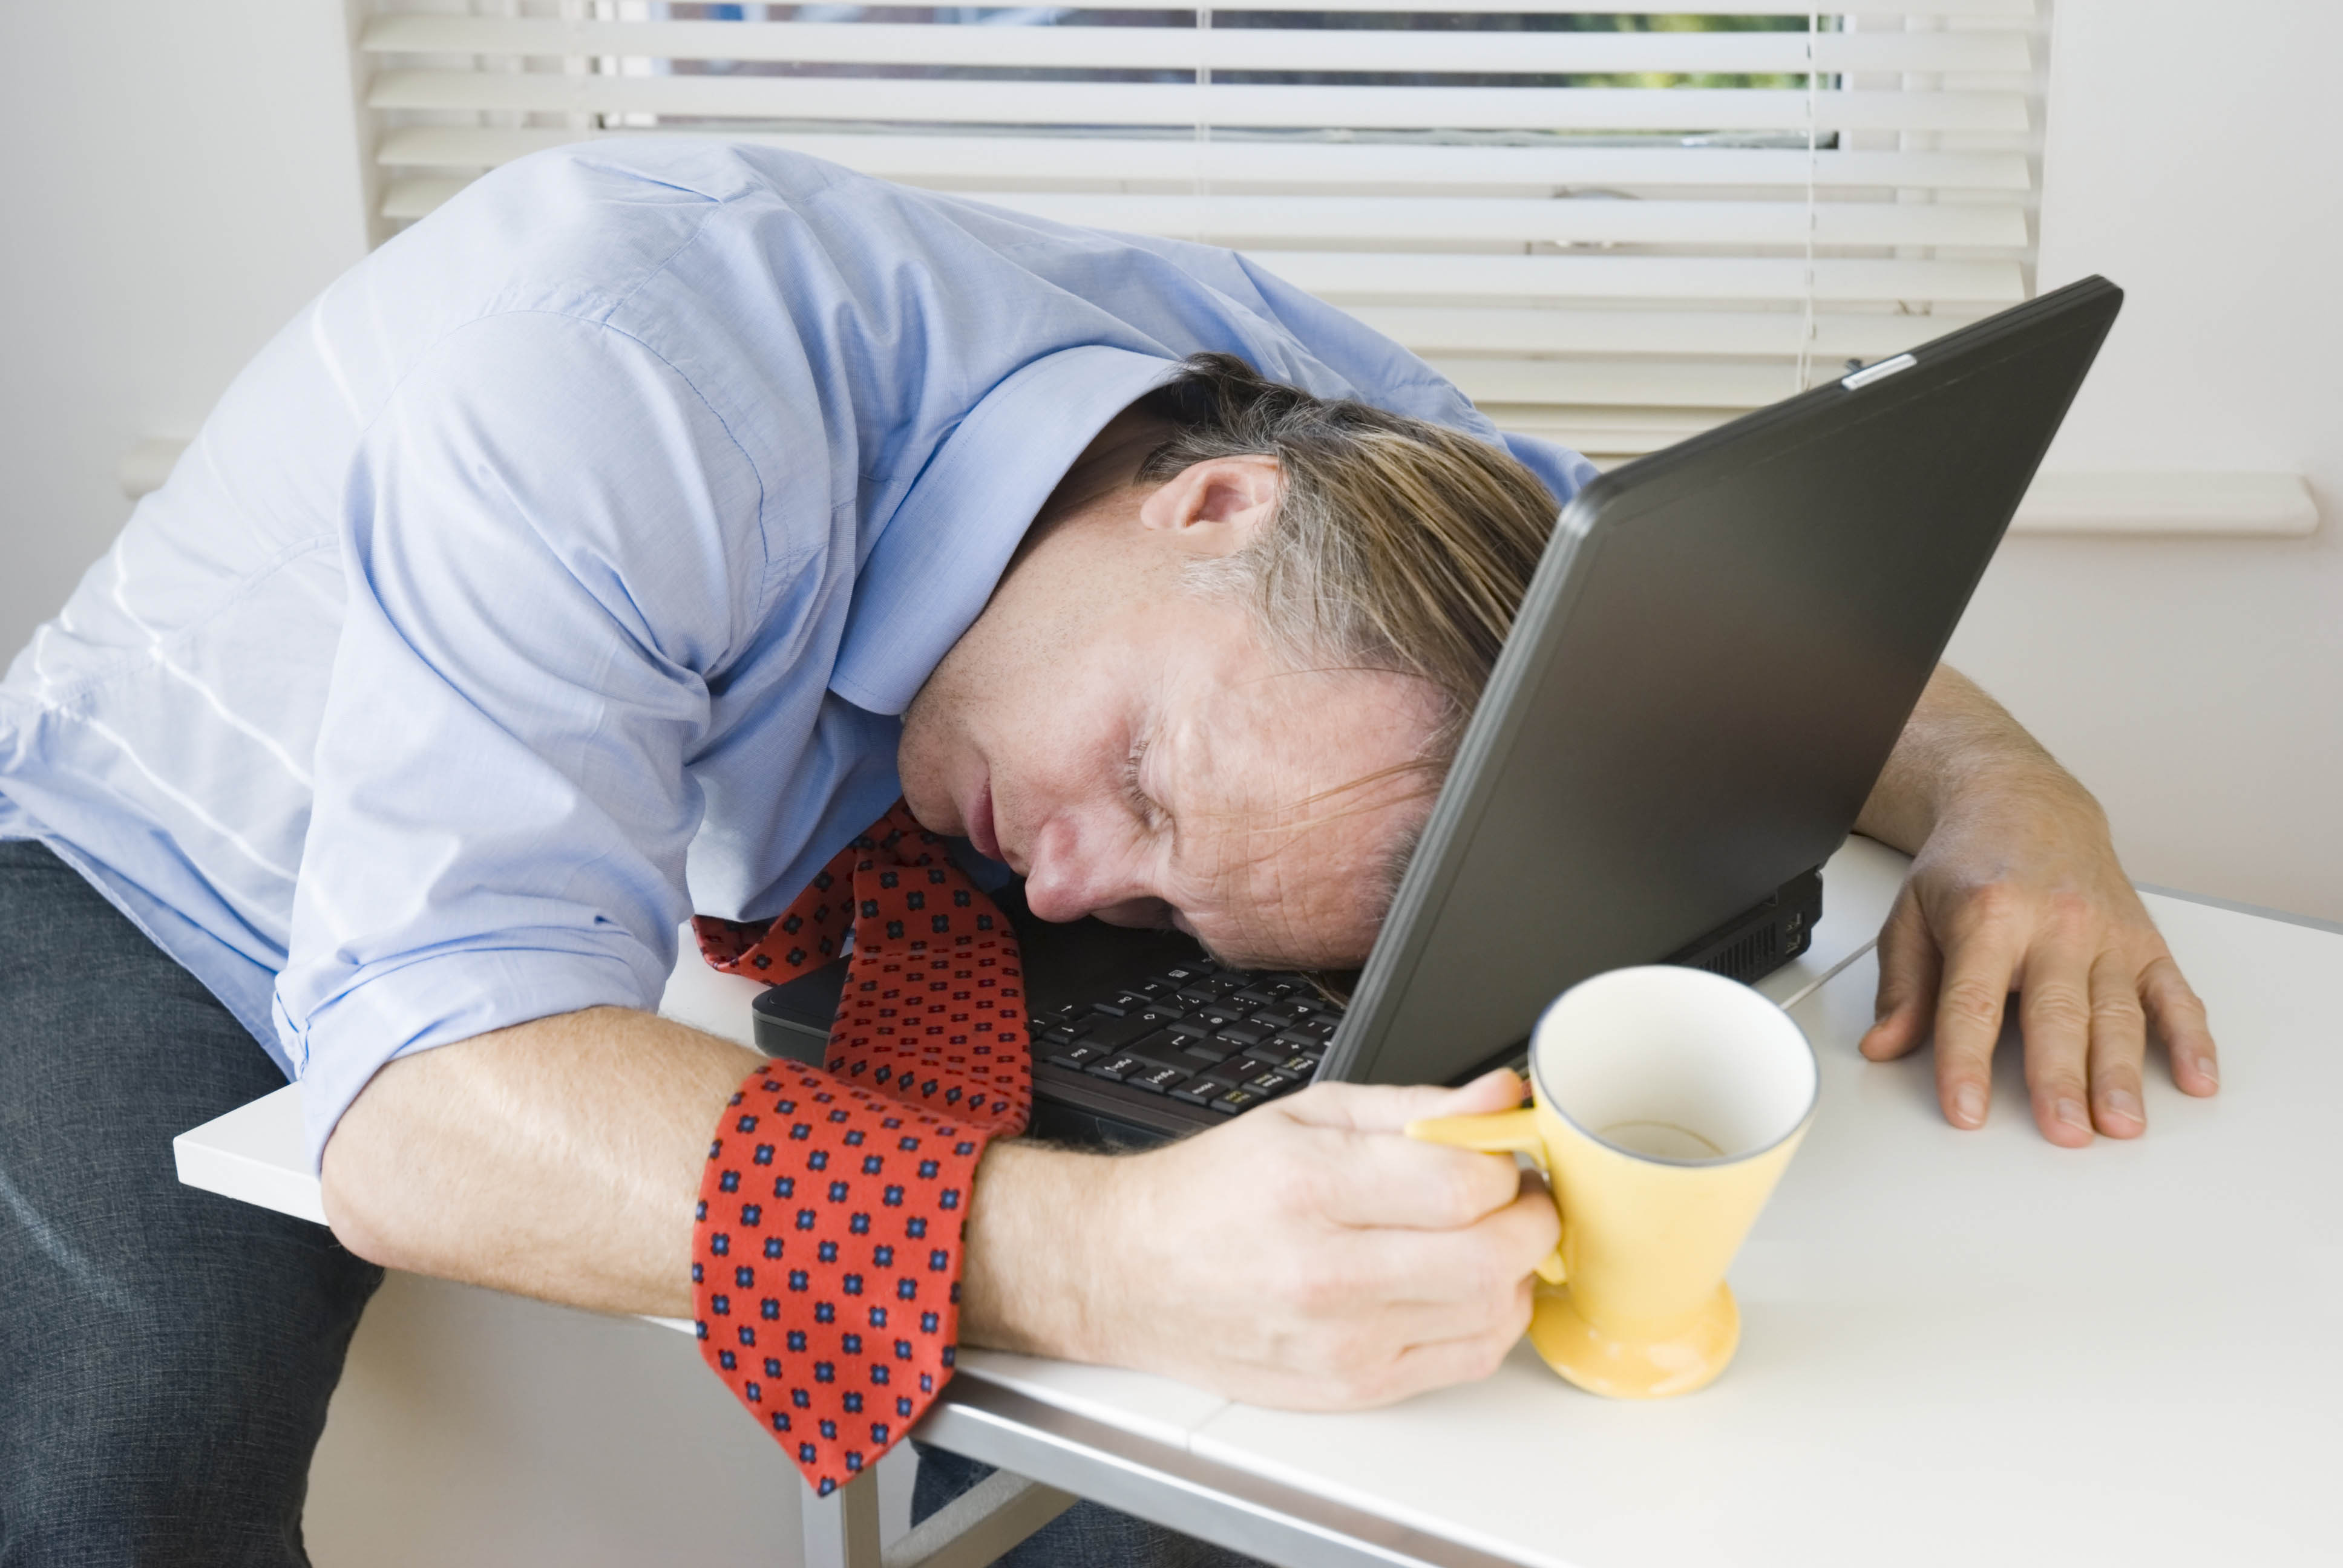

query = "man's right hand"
[960, 1068, 1556, 1408]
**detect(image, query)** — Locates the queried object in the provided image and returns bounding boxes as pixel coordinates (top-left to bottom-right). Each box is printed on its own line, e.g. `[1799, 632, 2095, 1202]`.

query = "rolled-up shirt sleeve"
[277, 309, 773, 1167]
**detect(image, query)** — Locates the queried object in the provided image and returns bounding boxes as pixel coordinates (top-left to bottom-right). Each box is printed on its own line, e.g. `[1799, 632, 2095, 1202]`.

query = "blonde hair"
[1135, 353, 1559, 762]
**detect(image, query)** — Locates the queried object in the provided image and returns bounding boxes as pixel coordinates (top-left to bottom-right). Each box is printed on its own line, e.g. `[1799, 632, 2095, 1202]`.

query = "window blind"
[360, 1, 2046, 461]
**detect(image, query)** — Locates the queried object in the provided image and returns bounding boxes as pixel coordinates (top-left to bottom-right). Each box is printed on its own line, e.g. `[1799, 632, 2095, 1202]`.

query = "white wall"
[0, 1, 372, 649]
[1944, 0, 2343, 923]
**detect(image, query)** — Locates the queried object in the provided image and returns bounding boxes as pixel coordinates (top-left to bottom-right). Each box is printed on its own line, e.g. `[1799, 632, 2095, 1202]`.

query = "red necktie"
[688, 802, 1029, 1494]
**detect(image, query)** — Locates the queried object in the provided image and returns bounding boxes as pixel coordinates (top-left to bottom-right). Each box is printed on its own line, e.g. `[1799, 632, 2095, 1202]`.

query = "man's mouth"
[966, 776, 1004, 864]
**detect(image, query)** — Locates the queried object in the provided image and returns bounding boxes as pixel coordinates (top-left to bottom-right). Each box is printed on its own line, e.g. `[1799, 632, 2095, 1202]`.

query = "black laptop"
[752, 277, 2124, 1149]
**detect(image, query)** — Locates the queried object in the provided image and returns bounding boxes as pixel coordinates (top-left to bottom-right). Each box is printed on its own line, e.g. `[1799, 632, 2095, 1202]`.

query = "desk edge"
[925, 1371, 1553, 1568]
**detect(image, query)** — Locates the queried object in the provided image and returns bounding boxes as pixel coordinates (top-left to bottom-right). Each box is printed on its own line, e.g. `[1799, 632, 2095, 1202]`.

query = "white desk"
[175, 839, 2343, 1567]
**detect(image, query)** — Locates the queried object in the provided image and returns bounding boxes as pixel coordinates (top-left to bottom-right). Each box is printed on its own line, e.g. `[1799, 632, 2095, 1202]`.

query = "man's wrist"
[958, 1138, 1137, 1364]
[1929, 750, 2107, 844]
[1856, 665, 2096, 853]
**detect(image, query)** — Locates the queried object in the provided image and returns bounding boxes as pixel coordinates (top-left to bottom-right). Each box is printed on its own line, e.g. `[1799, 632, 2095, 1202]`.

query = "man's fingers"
[2015, 926, 2097, 1148]
[1302, 1125, 1530, 1233]
[1276, 1068, 1524, 1137]
[2085, 948, 2149, 1138]
[2141, 953, 2221, 1097]
[1930, 907, 2027, 1131]
[1372, 1299, 1536, 1405]
[1324, 1198, 1555, 1321]
[1861, 883, 1940, 1062]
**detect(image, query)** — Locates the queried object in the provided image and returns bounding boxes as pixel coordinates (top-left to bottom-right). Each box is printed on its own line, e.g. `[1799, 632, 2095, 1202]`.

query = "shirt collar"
[827, 345, 1184, 717]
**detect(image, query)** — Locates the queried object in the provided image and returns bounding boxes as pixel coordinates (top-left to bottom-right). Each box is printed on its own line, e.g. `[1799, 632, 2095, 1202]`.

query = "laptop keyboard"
[1028, 961, 1341, 1117]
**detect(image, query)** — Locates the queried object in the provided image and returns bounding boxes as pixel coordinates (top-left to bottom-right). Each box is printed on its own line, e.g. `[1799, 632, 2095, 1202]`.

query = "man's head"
[898, 354, 1557, 970]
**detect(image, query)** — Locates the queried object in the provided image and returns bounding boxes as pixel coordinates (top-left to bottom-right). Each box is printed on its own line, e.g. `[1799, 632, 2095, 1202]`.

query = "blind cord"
[1194, 3, 1212, 244]
[1796, 8, 1821, 393]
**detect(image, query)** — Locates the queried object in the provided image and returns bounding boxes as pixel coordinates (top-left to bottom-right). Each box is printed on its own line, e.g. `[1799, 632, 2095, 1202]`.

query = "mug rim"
[1526, 965, 1820, 1169]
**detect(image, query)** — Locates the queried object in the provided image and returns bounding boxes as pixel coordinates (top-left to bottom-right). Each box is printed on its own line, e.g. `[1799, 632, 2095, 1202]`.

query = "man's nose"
[1020, 815, 1149, 925]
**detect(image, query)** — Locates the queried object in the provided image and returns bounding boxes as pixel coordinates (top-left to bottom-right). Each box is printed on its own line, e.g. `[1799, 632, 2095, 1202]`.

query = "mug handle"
[1404, 1109, 1568, 1285]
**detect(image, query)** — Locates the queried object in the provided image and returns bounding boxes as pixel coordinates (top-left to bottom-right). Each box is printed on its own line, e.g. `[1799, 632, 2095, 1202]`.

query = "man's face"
[898, 459, 1442, 970]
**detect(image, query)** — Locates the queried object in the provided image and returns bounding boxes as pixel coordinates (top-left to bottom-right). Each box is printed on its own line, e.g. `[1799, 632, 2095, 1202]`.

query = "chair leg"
[798, 1461, 1077, 1568]
[883, 1466, 1076, 1568]
[801, 1469, 883, 1568]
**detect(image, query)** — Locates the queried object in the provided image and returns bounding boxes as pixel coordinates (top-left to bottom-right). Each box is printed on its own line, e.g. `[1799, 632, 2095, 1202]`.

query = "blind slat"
[1475, 404, 1725, 457]
[361, 16, 2031, 76]
[1242, 252, 2028, 304]
[381, 176, 2025, 246]
[369, 70, 2031, 134]
[373, 170, 2027, 305]
[949, 191, 2030, 250]
[1345, 305, 1984, 359]
[1429, 357, 1817, 409]
[376, 126, 2037, 193]
[381, 178, 468, 220]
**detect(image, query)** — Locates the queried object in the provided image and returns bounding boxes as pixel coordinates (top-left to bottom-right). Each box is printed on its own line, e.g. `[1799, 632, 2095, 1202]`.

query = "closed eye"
[1124, 736, 1165, 833]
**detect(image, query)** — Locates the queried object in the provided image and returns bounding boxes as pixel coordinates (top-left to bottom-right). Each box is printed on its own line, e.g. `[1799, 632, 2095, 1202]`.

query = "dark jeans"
[0, 837, 1250, 1565]
[0, 840, 382, 1566]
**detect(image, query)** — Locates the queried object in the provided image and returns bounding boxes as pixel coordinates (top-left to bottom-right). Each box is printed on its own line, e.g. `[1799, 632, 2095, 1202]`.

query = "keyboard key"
[1279, 1054, 1319, 1077]
[1171, 1079, 1223, 1106]
[1089, 998, 1129, 1017]
[1123, 1029, 1199, 1067]
[1242, 1042, 1291, 1066]
[1127, 979, 1178, 1000]
[1038, 1026, 1078, 1047]
[1215, 1021, 1270, 1049]
[1248, 1072, 1301, 1097]
[1175, 985, 1219, 1007]
[1181, 1045, 1230, 1067]
[1087, 1053, 1146, 1082]
[1045, 1042, 1104, 1070]
[1277, 1022, 1337, 1050]
[1130, 1063, 1193, 1094]
[1207, 1058, 1265, 1086]
[1168, 1018, 1216, 1041]
[1210, 1086, 1265, 1115]
[1198, 1003, 1248, 1027]
[1248, 1005, 1305, 1030]
[1159, 965, 1207, 985]
[1122, 991, 1185, 1018]
[1080, 1009, 1181, 1051]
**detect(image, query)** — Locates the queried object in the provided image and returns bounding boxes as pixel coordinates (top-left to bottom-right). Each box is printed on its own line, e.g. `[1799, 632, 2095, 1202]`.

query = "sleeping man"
[0, 142, 2217, 1567]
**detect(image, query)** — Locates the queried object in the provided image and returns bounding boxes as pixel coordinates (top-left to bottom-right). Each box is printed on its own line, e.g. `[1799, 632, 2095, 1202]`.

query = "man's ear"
[1135, 456, 1280, 558]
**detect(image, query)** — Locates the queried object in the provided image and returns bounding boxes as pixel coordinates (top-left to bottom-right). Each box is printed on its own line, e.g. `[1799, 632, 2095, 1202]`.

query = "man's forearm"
[322, 1003, 1129, 1339]
[320, 1006, 759, 1317]
[320, 1018, 1571, 1411]
[1856, 664, 2092, 854]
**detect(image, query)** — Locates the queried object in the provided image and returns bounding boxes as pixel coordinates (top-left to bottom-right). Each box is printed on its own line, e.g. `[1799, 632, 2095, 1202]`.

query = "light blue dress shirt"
[0, 140, 1594, 1165]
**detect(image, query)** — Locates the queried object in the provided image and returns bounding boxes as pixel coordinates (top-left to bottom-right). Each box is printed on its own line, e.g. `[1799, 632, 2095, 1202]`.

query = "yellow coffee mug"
[1407, 965, 1817, 1399]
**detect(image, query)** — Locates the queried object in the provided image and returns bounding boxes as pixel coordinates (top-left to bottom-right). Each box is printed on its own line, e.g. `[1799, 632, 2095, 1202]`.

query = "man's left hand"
[1858, 765, 2221, 1145]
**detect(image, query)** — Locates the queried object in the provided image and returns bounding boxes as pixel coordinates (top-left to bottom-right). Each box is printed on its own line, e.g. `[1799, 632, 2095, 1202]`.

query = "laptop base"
[750, 866, 1821, 1151]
